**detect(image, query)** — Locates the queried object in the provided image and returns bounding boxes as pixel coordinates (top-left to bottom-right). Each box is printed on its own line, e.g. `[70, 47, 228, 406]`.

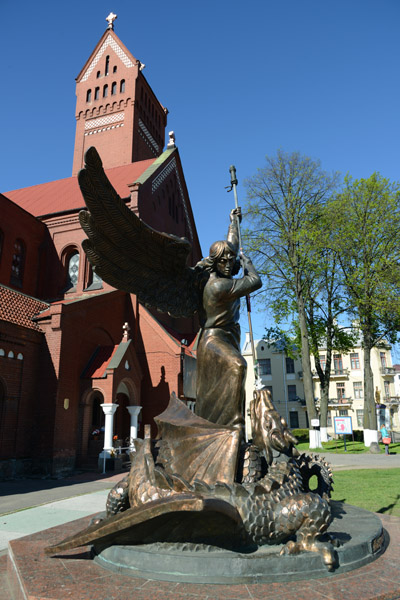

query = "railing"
[328, 397, 353, 406]
[380, 366, 396, 376]
[312, 368, 349, 378]
[102, 445, 136, 474]
[315, 397, 353, 406]
[382, 396, 400, 404]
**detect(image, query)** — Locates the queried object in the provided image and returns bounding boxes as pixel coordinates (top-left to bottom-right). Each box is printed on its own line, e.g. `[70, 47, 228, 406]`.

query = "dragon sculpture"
[45, 148, 337, 571]
[46, 390, 335, 568]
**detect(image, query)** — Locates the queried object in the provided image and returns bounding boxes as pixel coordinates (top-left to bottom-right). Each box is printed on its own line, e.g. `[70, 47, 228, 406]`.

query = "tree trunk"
[319, 380, 329, 442]
[363, 340, 377, 444]
[296, 293, 318, 446]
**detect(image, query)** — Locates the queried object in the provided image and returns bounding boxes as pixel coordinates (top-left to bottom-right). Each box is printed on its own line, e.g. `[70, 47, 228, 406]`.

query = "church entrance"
[78, 389, 105, 468]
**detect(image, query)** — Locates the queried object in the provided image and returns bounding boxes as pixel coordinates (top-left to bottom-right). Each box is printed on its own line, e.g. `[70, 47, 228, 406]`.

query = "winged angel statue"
[78, 147, 262, 437]
[46, 148, 338, 572]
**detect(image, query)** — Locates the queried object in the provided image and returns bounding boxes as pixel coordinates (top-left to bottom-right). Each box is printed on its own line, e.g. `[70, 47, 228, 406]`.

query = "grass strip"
[296, 440, 400, 454]
[331, 468, 400, 516]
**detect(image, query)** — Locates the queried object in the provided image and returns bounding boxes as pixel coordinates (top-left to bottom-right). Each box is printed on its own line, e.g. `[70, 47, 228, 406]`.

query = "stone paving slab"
[0, 490, 109, 551]
[0, 470, 125, 515]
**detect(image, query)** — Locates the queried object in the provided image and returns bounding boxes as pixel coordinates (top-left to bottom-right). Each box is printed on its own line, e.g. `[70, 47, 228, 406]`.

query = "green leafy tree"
[328, 173, 400, 439]
[243, 150, 338, 442]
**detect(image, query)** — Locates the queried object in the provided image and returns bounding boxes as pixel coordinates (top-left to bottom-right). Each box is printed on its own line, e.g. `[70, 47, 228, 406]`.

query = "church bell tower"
[72, 13, 168, 175]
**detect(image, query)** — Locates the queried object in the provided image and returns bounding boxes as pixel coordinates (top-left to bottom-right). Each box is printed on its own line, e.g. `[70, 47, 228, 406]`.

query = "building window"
[10, 239, 25, 287]
[96, 70, 101, 78]
[113, 65, 117, 73]
[111, 82, 117, 95]
[105, 55, 110, 76]
[94, 87, 100, 100]
[103, 84, 108, 98]
[66, 251, 80, 289]
[85, 265, 103, 291]
[353, 381, 363, 399]
[319, 354, 326, 371]
[288, 385, 297, 401]
[380, 352, 387, 368]
[336, 382, 345, 400]
[356, 409, 364, 427]
[289, 411, 299, 428]
[120, 79, 125, 93]
[86, 89, 92, 102]
[333, 354, 343, 374]
[286, 357, 295, 374]
[257, 358, 271, 376]
[384, 380, 390, 398]
[350, 353, 360, 369]
[339, 409, 348, 416]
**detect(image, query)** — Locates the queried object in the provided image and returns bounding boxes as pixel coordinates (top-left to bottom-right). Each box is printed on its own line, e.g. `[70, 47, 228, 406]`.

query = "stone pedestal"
[6, 505, 400, 600]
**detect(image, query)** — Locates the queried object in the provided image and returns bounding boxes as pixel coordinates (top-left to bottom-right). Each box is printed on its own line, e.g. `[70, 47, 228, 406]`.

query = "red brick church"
[0, 16, 201, 478]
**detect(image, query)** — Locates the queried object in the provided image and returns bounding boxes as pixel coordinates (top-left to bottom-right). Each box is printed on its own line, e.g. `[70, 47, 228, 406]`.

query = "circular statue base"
[93, 501, 387, 584]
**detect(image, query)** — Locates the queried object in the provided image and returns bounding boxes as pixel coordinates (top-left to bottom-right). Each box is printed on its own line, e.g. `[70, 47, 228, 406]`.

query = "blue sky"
[2, 0, 400, 346]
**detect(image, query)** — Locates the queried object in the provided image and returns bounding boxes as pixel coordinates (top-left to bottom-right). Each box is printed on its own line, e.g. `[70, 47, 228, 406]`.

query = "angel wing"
[78, 147, 205, 317]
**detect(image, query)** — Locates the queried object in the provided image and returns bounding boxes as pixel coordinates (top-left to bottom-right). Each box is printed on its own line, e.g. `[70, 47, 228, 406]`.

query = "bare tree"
[244, 150, 338, 447]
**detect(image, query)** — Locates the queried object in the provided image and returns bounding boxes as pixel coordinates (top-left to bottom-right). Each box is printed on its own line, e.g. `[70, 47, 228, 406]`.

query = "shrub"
[291, 428, 309, 443]
[352, 429, 364, 442]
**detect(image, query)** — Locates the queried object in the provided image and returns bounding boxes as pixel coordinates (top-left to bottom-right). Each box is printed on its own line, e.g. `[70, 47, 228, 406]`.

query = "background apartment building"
[242, 335, 400, 438]
[310, 343, 400, 436]
[242, 335, 308, 438]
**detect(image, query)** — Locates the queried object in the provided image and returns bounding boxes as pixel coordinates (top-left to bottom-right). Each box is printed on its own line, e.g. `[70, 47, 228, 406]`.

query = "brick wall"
[0, 195, 47, 297]
[0, 320, 43, 475]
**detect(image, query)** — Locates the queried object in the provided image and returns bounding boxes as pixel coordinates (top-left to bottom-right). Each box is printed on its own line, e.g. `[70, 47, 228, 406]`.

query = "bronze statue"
[194, 210, 261, 435]
[45, 147, 338, 572]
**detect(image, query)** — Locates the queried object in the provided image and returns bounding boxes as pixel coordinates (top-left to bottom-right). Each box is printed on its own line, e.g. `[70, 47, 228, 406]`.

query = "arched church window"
[10, 239, 25, 288]
[66, 250, 80, 290]
[105, 55, 110, 76]
[85, 264, 103, 291]
[86, 89, 92, 102]
[113, 65, 117, 73]
[111, 82, 117, 95]
[96, 70, 101, 78]
[120, 80, 125, 93]
[94, 87, 99, 100]
[103, 85, 108, 98]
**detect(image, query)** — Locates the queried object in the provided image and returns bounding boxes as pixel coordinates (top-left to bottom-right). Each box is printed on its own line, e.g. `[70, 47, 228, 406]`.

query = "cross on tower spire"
[106, 12, 117, 30]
